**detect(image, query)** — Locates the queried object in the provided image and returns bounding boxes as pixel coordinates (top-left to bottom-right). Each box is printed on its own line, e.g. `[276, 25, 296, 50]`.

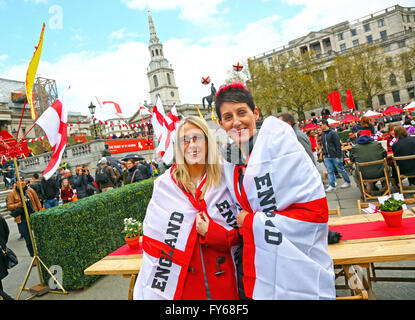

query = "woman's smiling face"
[219, 102, 259, 146]
[179, 122, 207, 166]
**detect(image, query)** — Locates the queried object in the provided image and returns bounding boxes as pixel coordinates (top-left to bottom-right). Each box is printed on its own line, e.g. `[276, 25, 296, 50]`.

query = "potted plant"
[122, 218, 143, 250]
[379, 195, 405, 228]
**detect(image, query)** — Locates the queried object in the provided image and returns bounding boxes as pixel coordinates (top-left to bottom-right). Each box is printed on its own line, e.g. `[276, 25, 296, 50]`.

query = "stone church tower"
[147, 10, 181, 108]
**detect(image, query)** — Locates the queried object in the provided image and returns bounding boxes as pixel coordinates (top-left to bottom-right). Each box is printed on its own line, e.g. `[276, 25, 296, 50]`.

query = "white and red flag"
[222, 116, 336, 300]
[139, 104, 152, 117]
[166, 103, 180, 133]
[103, 101, 123, 115]
[151, 96, 174, 164]
[36, 97, 68, 180]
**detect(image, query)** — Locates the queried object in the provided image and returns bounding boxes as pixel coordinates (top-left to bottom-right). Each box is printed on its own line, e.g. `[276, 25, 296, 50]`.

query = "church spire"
[148, 9, 159, 45]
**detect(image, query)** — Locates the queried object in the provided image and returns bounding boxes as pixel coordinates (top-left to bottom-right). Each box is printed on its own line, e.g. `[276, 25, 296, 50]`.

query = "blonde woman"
[133, 116, 240, 300]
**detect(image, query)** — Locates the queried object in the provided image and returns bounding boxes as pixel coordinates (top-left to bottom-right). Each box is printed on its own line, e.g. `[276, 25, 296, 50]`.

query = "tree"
[247, 52, 328, 121]
[328, 44, 392, 109]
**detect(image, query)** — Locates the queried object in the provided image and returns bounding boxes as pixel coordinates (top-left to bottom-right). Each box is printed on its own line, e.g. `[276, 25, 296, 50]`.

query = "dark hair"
[321, 119, 329, 126]
[278, 113, 296, 126]
[33, 173, 39, 179]
[215, 82, 255, 121]
[394, 126, 408, 139]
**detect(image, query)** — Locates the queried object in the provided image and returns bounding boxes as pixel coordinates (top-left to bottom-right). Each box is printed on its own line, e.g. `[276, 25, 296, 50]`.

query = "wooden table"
[328, 210, 415, 299]
[84, 251, 142, 300]
[84, 211, 415, 300]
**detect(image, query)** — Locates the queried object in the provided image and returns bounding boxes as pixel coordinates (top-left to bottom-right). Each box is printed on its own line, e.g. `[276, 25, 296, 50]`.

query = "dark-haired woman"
[215, 82, 335, 300]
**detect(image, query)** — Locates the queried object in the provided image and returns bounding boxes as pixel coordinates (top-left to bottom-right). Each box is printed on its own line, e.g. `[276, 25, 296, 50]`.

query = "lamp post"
[88, 102, 98, 139]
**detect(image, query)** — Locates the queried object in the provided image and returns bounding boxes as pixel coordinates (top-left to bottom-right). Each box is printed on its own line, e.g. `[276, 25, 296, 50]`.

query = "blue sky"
[0, 0, 413, 120]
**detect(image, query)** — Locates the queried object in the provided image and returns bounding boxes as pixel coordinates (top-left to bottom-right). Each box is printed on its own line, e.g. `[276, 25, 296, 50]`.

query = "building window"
[405, 70, 413, 83]
[392, 90, 401, 103]
[350, 29, 357, 36]
[353, 39, 359, 48]
[378, 18, 385, 27]
[366, 35, 373, 43]
[268, 57, 273, 64]
[155, 49, 159, 55]
[151, 50, 154, 57]
[170, 91, 174, 97]
[340, 43, 347, 52]
[153, 75, 158, 88]
[398, 40, 406, 48]
[378, 94, 386, 106]
[364, 24, 371, 32]
[384, 45, 391, 53]
[167, 73, 172, 85]
[407, 15, 411, 23]
[338, 33, 344, 41]
[390, 73, 397, 86]
[408, 87, 415, 99]
[380, 30, 387, 40]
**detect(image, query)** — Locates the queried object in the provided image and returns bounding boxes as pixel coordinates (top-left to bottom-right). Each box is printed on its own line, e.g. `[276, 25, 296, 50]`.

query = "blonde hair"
[172, 116, 221, 199]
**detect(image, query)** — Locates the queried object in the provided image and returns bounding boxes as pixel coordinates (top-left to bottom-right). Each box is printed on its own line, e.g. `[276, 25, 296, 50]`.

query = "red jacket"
[180, 219, 240, 300]
[60, 188, 74, 203]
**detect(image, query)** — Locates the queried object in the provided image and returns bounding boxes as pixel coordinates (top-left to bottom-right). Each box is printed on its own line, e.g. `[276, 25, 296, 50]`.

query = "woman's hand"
[236, 210, 250, 228]
[196, 211, 209, 237]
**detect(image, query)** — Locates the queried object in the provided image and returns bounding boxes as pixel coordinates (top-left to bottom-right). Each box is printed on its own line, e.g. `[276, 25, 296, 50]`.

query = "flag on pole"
[36, 97, 68, 180]
[166, 103, 180, 133]
[328, 90, 342, 113]
[346, 89, 356, 111]
[139, 105, 152, 117]
[25, 22, 46, 121]
[151, 96, 174, 164]
[196, 105, 206, 122]
[211, 108, 218, 124]
[103, 101, 123, 115]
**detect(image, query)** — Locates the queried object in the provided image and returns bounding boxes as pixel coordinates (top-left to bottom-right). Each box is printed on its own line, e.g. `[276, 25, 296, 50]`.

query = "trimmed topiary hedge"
[30, 178, 155, 291]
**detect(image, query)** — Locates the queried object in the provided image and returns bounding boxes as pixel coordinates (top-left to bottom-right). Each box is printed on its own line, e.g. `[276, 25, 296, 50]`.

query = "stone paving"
[2, 176, 415, 300]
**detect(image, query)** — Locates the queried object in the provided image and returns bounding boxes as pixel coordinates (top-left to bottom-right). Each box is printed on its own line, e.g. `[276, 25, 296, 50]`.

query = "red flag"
[328, 90, 342, 113]
[35, 99, 67, 180]
[346, 89, 356, 110]
[103, 101, 123, 115]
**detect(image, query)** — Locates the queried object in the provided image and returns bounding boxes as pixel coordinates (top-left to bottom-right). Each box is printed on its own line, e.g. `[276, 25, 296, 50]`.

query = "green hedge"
[338, 129, 351, 143]
[30, 178, 155, 291]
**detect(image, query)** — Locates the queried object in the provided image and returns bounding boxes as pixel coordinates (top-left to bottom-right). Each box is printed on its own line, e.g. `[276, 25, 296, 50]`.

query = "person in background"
[138, 161, 152, 180]
[29, 173, 43, 207]
[278, 113, 316, 165]
[350, 130, 388, 195]
[391, 126, 415, 186]
[95, 158, 118, 192]
[125, 158, 143, 185]
[102, 144, 111, 157]
[121, 162, 128, 186]
[320, 119, 351, 192]
[40, 176, 60, 209]
[7, 176, 42, 261]
[72, 166, 94, 199]
[60, 178, 74, 204]
[0, 215, 14, 300]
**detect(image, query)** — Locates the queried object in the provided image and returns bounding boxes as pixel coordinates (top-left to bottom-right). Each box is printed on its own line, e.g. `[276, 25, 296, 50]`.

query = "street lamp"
[88, 102, 98, 139]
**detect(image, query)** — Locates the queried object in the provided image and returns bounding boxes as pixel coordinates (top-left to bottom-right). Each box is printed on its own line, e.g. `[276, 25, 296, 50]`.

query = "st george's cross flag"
[166, 103, 180, 133]
[35, 98, 68, 180]
[222, 116, 336, 300]
[133, 166, 239, 300]
[103, 101, 123, 115]
[151, 96, 174, 164]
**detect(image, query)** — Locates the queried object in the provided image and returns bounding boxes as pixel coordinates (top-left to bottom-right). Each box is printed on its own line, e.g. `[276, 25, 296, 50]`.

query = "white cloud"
[108, 28, 139, 41]
[122, 0, 226, 25]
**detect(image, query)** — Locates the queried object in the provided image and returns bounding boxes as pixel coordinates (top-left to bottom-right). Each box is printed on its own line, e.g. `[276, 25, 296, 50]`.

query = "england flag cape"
[222, 116, 336, 300]
[133, 165, 239, 300]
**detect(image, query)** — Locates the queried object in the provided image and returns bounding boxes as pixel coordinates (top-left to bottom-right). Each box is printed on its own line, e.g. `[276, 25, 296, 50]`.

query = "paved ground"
[2, 176, 415, 300]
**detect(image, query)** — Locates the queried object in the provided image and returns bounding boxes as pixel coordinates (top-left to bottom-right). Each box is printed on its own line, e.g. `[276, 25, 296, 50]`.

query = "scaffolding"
[33, 77, 58, 136]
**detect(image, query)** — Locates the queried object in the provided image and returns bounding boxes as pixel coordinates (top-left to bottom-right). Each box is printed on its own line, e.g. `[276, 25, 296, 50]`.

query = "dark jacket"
[350, 136, 387, 179]
[392, 136, 415, 176]
[30, 180, 42, 201]
[40, 177, 60, 200]
[95, 165, 118, 189]
[126, 165, 143, 184]
[71, 172, 94, 199]
[0, 216, 10, 280]
[322, 128, 342, 159]
[138, 163, 151, 180]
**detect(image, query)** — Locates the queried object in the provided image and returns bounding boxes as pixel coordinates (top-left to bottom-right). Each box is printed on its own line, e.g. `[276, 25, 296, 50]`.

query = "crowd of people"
[304, 112, 415, 195]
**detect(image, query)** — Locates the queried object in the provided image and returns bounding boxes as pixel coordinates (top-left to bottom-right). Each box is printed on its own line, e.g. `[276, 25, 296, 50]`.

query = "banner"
[105, 139, 154, 154]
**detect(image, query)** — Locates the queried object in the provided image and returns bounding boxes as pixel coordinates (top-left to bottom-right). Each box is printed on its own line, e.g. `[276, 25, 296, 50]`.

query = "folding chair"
[356, 159, 391, 202]
[392, 155, 415, 197]
[328, 206, 341, 217]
